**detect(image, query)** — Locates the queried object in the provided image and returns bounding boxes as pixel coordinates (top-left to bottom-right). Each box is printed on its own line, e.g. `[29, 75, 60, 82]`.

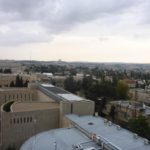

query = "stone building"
[0, 83, 95, 150]
[0, 74, 37, 87]
[1, 102, 59, 150]
[104, 101, 150, 123]
[0, 88, 37, 106]
[130, 88, 150, 105]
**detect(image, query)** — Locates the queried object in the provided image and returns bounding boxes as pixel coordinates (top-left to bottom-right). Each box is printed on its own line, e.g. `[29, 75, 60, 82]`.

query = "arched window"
[27, 117, 29, 123]
[30, 117, 32, 122]
[24, 117, 26, 123]
[17, 118, 19, 124]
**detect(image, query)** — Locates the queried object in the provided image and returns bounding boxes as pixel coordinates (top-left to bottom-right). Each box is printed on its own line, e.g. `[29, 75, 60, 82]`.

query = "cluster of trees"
[64, 75, 150, 140]
[64, 75, 129, 118]
[130, 70, 150, 80]
[25, 64, 150, 86]
[10, 75, 29, 87]
[0, 68, 12, 74]
[91, 68, 150, 81]
[64, 75, 129, 101]
[25, 64, 69, 75]
[6, 146, 16, 150]
[128, 116, 150, 140]
[64, 76, 80, 93]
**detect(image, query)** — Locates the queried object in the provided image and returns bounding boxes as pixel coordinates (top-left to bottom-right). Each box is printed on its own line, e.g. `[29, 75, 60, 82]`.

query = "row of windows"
[10, 116, 34, 125]
[4, 93, 34, 101]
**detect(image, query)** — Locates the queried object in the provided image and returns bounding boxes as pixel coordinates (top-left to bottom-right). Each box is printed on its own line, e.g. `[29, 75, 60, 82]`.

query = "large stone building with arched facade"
[0, 83, 95, 150]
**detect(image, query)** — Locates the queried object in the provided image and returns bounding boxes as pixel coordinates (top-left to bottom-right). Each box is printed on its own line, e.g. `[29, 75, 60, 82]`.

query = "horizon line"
[0, 59, 150, 64]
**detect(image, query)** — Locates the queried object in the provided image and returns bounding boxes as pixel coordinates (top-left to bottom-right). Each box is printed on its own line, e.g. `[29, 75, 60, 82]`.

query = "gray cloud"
[0, 30, 51, 46]
[0, 0, 146, 45]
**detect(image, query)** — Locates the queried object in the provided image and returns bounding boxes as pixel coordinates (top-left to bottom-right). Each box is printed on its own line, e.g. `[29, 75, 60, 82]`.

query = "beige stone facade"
[59, 100, 95, 127]
[0, 83, 95, 150]
[0, 88, 37, 106]
[1, 102, 59, 150]
[0, 74, 37, 87]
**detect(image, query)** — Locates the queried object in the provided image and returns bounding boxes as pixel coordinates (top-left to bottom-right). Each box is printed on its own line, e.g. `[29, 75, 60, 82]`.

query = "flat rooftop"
[41, 83, 69, 94]
[40, 83, 85, 102]
[66, 114, 150, 150]
[11, 102, 59, 112]
[21, 127, 101, 150]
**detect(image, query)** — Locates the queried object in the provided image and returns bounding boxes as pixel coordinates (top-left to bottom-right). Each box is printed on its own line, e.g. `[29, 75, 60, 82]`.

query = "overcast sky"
[0, 0, 150, 63]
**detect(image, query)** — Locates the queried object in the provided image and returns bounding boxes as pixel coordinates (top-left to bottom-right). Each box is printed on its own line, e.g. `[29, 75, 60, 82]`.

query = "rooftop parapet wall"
[72, 100, 95, 116]
[0, 88, 37, 107]
[11, 101, 59, 112]
[37, 83, 90, 103]
[37, 84, 64, 102]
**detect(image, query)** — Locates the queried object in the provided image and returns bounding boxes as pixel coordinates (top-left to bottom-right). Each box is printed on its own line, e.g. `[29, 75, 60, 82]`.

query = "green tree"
[116, 80, 129, 99]
[15, 75, 24, 87]
[0, 68, 3, 73]
[10, 81, 15, 87]
[19, 77, 23, 87]
[96, 97, 107, 117]
[109, 105, 116, 121]
[128, 115, 150, 140]
[15, 75, 20, 87]
[64, 76, 77, 93]
[24, 79, 29, 87]
[3, 68, 12, 74]
[6, 145, 16, 150]
[82, 75, 93, 91]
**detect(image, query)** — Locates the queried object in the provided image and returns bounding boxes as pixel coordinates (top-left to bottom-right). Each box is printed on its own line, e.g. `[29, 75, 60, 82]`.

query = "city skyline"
[1, 0, 150, 63]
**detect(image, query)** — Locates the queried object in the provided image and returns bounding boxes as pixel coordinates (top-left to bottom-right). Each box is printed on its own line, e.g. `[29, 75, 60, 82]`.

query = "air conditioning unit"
[144, 139, 149, 145]
[116, 125, 121, 130]
[108, 121, 112, 126]
[133, 133, 138, 139]
[72, 144, 83, 149]
[95, 112, 98, 117]
[96, 136, 100, 141]
[104, 119, 108, 123]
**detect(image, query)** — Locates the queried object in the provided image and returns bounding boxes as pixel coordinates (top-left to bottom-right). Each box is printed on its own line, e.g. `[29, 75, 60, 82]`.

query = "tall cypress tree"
[15, 75, 20, 87]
